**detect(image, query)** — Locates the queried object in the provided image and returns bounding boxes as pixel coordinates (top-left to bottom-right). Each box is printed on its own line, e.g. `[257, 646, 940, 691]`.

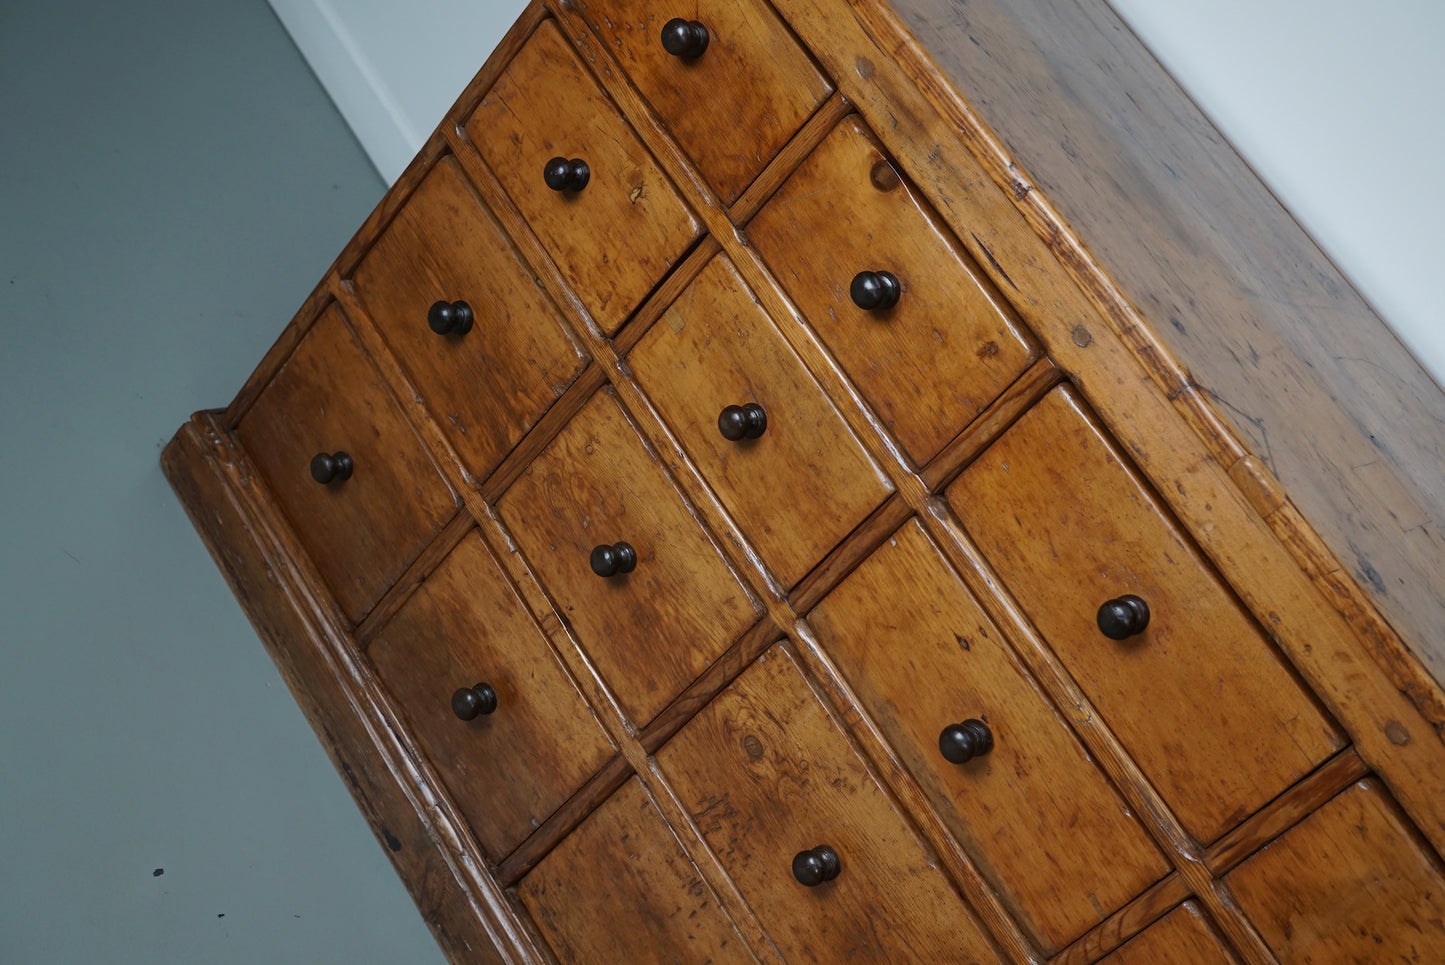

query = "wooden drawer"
[467, 19, 703, 335]
[807, 519, 1169, 953]
[350, 156, 588, 480]
[162, 0, 1445, 961]
[748, 116, 1037, 466]
[570, 0, 832, 205]
[657, 645, 1001, 963]
[628, 253, 893, 589]
[1226, 779, 1445, 962]
[367, 531, 614, 861]
[1099, 902, 1237, 965]
[518, 777, 755, 964]
[236, 304, 458, 623]
[498, 388, 760, 726]
[945, 386, 1346, 843]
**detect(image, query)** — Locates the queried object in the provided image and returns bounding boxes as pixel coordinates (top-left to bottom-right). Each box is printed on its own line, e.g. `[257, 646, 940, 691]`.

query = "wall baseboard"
[266, 0, 421, 183]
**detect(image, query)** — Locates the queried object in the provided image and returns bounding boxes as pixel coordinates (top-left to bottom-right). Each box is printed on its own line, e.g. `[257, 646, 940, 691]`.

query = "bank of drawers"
[229, 5, 1445, 963]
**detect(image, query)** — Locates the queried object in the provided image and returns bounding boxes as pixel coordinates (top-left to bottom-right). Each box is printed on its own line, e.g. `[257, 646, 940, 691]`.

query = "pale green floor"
[0, 2, 446, 961]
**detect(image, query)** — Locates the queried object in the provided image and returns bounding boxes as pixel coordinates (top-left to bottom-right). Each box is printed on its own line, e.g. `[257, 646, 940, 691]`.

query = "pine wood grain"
[350, 156, 588, 480]
[1049, 875, 1191, 965]
[162, 415, 532, 964]
[781, 603, 1040, 963]
[222, 272, 339, 429]
[1098, 902, 1239, 965]
[787, 493, 911, 613]
[519, 776, 757, 964]
[445, 0, 552, 132]
[611, 235, 721, 357]
[918, 494, 1297, 965]
[882, 0, 1445, 685]
[1226, 779, 1445, 963]
[168, 0, 1445, 959]
[748, 116, 1038, 467]
[355, 511, 475, 648]
[367, 532, 616, 861]
[571, 0, 832, 205]
[497, 388, 761, 726]
[768, 0, 1445, 857]
[948, 386, 1345, 844]
[629, 253, 895, 589]
[221, 118, 453, 430]
[479, 364, 609, 503]
[496, 753, 633, 886]
[1204, 748, 1370, 876]
[548, 0, 954, 521]
[466, 19, 703, 335]
[809, 519, 1170, 952]
[639, 618, 783, 757]
[729, 92, 854, 224]
[920, 355, 1062, 492]
[657, 645, 1004, 963]
[236, 304, 459, 623]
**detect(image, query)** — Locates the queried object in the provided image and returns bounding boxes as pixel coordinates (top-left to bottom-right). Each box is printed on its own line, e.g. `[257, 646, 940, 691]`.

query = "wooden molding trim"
[762, 0, 1445, 741]
[161, 413, 541, 965]
[824, 0, 1445, 732]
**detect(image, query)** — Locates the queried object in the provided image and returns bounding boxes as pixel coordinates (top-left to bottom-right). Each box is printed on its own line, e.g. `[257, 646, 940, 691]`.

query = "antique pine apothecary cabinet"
[162, 0, 1445, 961]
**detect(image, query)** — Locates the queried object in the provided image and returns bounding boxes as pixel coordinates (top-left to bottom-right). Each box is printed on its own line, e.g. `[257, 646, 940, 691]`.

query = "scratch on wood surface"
[970, 232, 1016, 290]
[1202, 388, 1275, 475]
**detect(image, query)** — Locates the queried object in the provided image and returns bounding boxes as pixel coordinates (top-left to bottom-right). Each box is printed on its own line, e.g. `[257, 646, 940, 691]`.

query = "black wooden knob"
[1097, 594, 1151, 639]
[850, 270, 901, 310]
[717, 403, 767, 441]
[660, 18, 710, 58]
[451, 683, 498, 720]
[791, 845, 841, 887]
[543, 156, 590, 192]
[589, 541, 637, 577]
[939, 718, 994, 764]
[427, 300, 473, 335]
[309, 451, 353, 484]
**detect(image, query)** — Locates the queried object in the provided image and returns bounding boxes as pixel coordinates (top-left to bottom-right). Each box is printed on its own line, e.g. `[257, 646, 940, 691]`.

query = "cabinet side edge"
[159, 414, 528, 965]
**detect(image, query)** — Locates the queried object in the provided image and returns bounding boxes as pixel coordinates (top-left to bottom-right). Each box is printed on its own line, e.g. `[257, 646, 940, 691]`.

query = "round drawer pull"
[451, 683, 498, 720]
[590, 541, 638, 577]
[543, 156, 591, 193]
[849, 270, 901, 311]
[309, 451, 354, 484]
[938, 718, 994, 764]
[1097, 594, 1151, 639]
[660, 18, 710, 58]
[792, 845, 841, 887]
[717, 402, 767, 441]
[427, 300, 474, 336]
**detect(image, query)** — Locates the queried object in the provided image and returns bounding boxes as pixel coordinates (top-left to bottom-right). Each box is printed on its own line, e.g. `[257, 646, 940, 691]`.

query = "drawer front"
[748, 117, 1037, 466]
[807, 520, 1169, 953]
[367, 532, 614, 860]
[237, 304, 458, 622]
[1099, 902, 1237, 965]
[657, 646, 1001, 964]
[519, 777, 756, 965]
[945, 386, 1345, 843]
[498, 389, 760, 726]
[351, 156, 588, 480]
[467, 19, 703, 335]
[1226, 779, 1445, 963]
[571, 0, 832, 205]
[629, 254, 893, 589]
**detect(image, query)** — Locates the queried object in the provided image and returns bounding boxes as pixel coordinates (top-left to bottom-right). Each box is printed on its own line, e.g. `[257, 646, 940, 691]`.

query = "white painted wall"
[1105, 0, 1445, 387]
[267, 0, 530, 181]
[268, 0, 1445, 385]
